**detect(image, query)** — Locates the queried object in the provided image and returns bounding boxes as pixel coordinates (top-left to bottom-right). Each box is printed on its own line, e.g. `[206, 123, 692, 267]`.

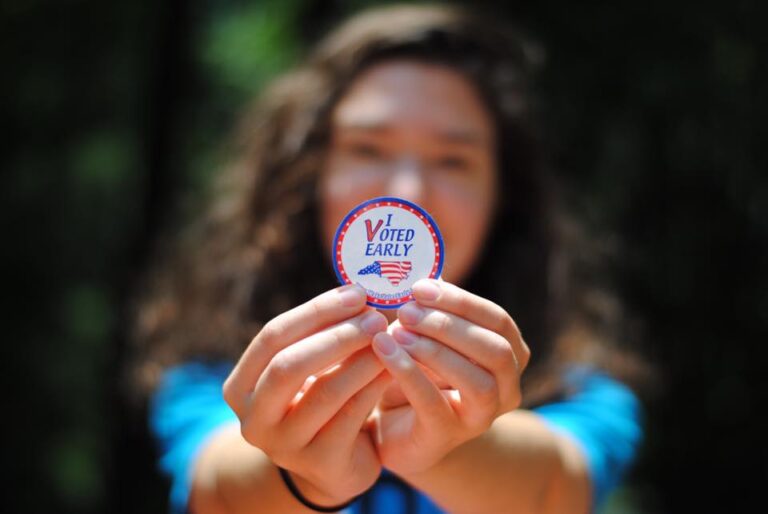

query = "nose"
[386, 155, 427, 205]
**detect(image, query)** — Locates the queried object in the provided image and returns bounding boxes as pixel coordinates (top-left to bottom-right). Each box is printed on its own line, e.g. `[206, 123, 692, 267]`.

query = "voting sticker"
[332, 197, 444, 309]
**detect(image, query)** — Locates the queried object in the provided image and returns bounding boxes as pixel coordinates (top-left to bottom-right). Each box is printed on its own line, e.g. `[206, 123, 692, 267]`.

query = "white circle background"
[339, 205, 439, 299]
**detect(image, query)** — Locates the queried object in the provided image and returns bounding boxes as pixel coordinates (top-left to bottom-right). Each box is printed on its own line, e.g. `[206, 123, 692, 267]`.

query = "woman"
[135, 5, 644, 513]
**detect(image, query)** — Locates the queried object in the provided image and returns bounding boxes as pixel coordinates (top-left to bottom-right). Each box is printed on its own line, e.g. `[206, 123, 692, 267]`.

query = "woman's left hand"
[370, 279, 530, 476]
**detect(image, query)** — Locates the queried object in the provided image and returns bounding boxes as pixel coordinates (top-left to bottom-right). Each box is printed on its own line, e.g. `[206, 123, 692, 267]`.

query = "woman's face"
[319, 60, 498, 287]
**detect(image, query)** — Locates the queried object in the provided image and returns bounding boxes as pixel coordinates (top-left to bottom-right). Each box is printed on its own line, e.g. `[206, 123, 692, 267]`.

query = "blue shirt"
[150, 361, 643, 513]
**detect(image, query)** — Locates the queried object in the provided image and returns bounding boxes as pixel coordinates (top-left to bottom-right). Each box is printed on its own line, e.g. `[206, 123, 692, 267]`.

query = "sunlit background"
[3, 0, 767, 512]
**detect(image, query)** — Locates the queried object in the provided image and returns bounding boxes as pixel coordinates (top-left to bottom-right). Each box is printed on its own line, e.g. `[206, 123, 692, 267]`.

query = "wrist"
[395, 433, 481, 485]
[389, 438, 463, 480]
[279, 467, 362, 512]
[290, 470, 352, 505]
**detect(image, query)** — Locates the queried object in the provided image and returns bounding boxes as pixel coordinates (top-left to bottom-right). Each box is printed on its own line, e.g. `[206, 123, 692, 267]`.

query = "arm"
[189, 425, 350, 514]
[398, 410, 590, 514]
[400, 367, 644, 514]
[151, 361, 365, 514]
[370, 280, 642, 514]
[151, 285, 391, 514]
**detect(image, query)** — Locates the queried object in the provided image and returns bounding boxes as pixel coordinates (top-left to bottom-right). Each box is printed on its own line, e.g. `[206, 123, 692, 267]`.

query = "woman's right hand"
[222, 284, 390, 506]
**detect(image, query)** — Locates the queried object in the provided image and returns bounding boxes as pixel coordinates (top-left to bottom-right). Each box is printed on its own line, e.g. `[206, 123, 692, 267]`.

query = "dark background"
[3, 0, 767, 512]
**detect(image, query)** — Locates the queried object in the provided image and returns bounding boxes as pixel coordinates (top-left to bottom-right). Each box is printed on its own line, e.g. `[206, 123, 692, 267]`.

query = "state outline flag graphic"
[358, 260, 413, 286]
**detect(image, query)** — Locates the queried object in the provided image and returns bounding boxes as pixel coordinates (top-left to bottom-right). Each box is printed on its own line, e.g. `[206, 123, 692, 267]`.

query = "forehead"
[332, 60, 494, 143]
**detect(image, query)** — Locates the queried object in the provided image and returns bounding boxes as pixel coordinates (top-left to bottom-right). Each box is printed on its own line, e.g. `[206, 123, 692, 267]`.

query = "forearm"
[398, 410, 591, 514]
[189, 424, 351, 514]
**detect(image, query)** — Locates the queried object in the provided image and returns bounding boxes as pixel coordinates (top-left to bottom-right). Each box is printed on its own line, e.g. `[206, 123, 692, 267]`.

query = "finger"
[252, 310, 388, 424]
[391, 326, 500, 420]
[312, 371, 392, 451]
[412, 280, 514, 335]
[398, 302, 519, 376]
[238, 312, 384, 445]
[378, 365, 452, 410]
[371, 332, 454, 427]
[282, 349, 384, 446]
[224, 285, 368, 410]
[386, 321, 453, 388]
[411, 280, 530, 370]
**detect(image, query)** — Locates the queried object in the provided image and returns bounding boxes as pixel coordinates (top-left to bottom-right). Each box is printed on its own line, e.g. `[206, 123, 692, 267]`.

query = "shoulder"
[149, 360, 238, 513]
[532, 365, 645, 510]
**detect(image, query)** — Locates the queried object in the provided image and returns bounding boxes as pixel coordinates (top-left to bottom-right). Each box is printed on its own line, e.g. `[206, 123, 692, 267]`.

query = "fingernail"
[373, 333, 398, 356]
[412, 279, 440, 302]
[392, 327, 418, 346]
[398, 302, 425, 325]
[360, 311, 387, 335]
[338, 285, 366, 307]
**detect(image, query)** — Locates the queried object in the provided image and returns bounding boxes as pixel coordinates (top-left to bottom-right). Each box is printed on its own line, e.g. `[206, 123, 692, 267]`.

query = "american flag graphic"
[358, 261, 413, 286]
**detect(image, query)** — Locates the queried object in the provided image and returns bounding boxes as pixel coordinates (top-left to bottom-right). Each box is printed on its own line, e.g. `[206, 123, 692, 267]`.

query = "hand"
[222, 285, 391, 504]
[370, 279, 530, 476]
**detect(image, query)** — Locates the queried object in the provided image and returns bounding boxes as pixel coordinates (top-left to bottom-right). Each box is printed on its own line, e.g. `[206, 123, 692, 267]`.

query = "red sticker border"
[333, 198, 443, 308]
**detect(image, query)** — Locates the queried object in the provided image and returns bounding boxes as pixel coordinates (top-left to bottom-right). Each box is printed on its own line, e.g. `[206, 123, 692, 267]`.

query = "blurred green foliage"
[202, 0, 303, 94]
[2, 1, 766, 513]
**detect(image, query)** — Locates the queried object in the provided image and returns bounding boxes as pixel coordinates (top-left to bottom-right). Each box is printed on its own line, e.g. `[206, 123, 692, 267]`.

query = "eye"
[434, 155, 470, 171]
[346, 141, 386, 160]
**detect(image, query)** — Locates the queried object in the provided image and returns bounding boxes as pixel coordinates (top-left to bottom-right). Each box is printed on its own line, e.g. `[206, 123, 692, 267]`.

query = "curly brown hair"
[131, 4, 647, 402]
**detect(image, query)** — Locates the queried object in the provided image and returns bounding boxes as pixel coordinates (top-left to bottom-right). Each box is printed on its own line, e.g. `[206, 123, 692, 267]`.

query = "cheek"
[323, 166, 381, 201]
[430, 172, 495, 234]
[319, 160, 386, 249]
[428, 174, 496, 283]
[439, 207, 490, 279]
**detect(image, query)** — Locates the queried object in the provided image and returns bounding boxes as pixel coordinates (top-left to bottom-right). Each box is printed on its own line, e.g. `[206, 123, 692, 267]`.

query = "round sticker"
[332, 197, 444, 309]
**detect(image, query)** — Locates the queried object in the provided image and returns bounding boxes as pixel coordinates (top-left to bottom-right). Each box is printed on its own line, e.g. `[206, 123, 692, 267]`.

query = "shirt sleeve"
[532, 366, 644, 512]
[149, 361, 238, 514]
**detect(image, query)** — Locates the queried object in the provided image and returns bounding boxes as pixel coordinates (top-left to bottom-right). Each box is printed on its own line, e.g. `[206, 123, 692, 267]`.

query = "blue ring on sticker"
[332, 196, 444, 309]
